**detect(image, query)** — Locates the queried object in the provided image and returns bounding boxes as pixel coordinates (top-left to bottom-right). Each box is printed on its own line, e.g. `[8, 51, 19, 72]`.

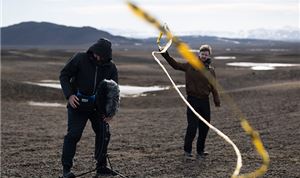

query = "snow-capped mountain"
[245, 27, 300, 42]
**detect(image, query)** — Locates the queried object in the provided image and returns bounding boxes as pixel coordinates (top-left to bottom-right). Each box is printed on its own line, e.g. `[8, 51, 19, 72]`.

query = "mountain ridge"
[2, 21, 299, 49]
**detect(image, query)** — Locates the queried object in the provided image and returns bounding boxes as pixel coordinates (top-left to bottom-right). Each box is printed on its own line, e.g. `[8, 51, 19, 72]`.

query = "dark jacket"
[161, 52, 220, 106]
[60, 39, 118, 100]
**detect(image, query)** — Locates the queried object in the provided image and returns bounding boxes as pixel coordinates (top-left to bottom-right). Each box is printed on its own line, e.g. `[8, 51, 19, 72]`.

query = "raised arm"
[161, 51, 188, 71]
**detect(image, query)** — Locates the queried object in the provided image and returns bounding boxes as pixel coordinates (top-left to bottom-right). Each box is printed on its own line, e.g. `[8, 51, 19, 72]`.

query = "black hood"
[87, 38, 112, 61]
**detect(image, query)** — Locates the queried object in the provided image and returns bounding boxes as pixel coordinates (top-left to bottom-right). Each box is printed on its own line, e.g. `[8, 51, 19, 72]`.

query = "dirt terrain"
[1, 46, 300, 178]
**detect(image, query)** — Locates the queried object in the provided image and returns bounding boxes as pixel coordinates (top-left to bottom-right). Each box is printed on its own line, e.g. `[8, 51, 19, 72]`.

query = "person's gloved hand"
[160, 50, 170, 57]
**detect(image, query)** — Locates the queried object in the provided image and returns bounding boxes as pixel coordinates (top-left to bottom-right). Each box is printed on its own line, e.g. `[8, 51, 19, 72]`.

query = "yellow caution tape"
[126, 1, 269, 178]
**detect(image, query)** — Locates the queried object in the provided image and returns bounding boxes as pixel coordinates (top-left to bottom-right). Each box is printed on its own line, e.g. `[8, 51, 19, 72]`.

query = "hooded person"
[88, 38, 113, 64]
[59, 38, 119, 178]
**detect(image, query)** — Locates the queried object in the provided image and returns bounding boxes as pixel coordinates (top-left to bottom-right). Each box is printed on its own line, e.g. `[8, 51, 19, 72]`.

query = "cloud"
[69, 2, 298, 15]
[141, 2, 298, 12]
[69, 5, 125, 15]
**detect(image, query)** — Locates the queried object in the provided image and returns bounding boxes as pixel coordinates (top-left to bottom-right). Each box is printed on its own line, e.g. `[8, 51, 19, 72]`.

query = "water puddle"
[226, 62, 300, 70]
[249, 49, 289, 52]
[188, 50, 237, 60]
[119, 85, 169, 97]
[214, 56, 236, 60]
[28, 101, 65, 107]
[24, 80, 184, 98]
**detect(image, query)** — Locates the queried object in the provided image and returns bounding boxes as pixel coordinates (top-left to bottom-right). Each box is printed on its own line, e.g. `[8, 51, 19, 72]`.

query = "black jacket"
[60, 52, 118, 99]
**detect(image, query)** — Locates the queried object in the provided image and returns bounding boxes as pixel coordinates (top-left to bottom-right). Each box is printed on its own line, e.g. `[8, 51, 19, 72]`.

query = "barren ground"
[1, 47, 300, 177]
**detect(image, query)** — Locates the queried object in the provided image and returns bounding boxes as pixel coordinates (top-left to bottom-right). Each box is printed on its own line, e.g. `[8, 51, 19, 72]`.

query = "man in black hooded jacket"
[60, 38, 118, 178]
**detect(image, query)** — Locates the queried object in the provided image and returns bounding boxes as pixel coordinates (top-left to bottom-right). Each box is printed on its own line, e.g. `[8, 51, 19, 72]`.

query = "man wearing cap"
[160, 44, 220, 160]
[59, 38, 118, 178]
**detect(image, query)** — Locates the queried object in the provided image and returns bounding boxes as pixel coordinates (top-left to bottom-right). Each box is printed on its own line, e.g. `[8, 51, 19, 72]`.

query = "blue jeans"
[184, 96, 210, 154]
[61, 108, 110, 169]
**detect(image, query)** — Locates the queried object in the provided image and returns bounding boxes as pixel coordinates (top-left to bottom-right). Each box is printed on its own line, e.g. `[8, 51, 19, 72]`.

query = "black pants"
[61, 108, 110, 170]
[184, 96, 210, 154]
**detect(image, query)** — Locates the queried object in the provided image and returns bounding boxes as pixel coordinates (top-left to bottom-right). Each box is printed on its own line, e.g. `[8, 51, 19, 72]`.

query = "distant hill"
[1, 21, 299, 50]
[1, 21, 138, 47]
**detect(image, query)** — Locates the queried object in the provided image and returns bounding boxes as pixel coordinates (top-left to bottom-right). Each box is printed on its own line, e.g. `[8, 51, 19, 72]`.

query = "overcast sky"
[2, 0, 299, 37]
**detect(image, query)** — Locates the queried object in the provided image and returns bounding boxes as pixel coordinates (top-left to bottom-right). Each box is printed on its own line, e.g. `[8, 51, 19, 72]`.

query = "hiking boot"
[196, 151, 209, 160]
[184, 151, 194, 160]
[62, 167, 75, 178]
[93, 167, 118, 177]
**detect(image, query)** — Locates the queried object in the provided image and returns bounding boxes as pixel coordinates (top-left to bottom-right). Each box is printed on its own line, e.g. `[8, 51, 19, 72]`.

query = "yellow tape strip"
[126, 1, 269, 178]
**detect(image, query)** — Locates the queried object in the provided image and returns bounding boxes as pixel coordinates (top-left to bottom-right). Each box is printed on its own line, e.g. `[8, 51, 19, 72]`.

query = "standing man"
[60, 38, 118, 178]
[161, 44, 220, 160]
